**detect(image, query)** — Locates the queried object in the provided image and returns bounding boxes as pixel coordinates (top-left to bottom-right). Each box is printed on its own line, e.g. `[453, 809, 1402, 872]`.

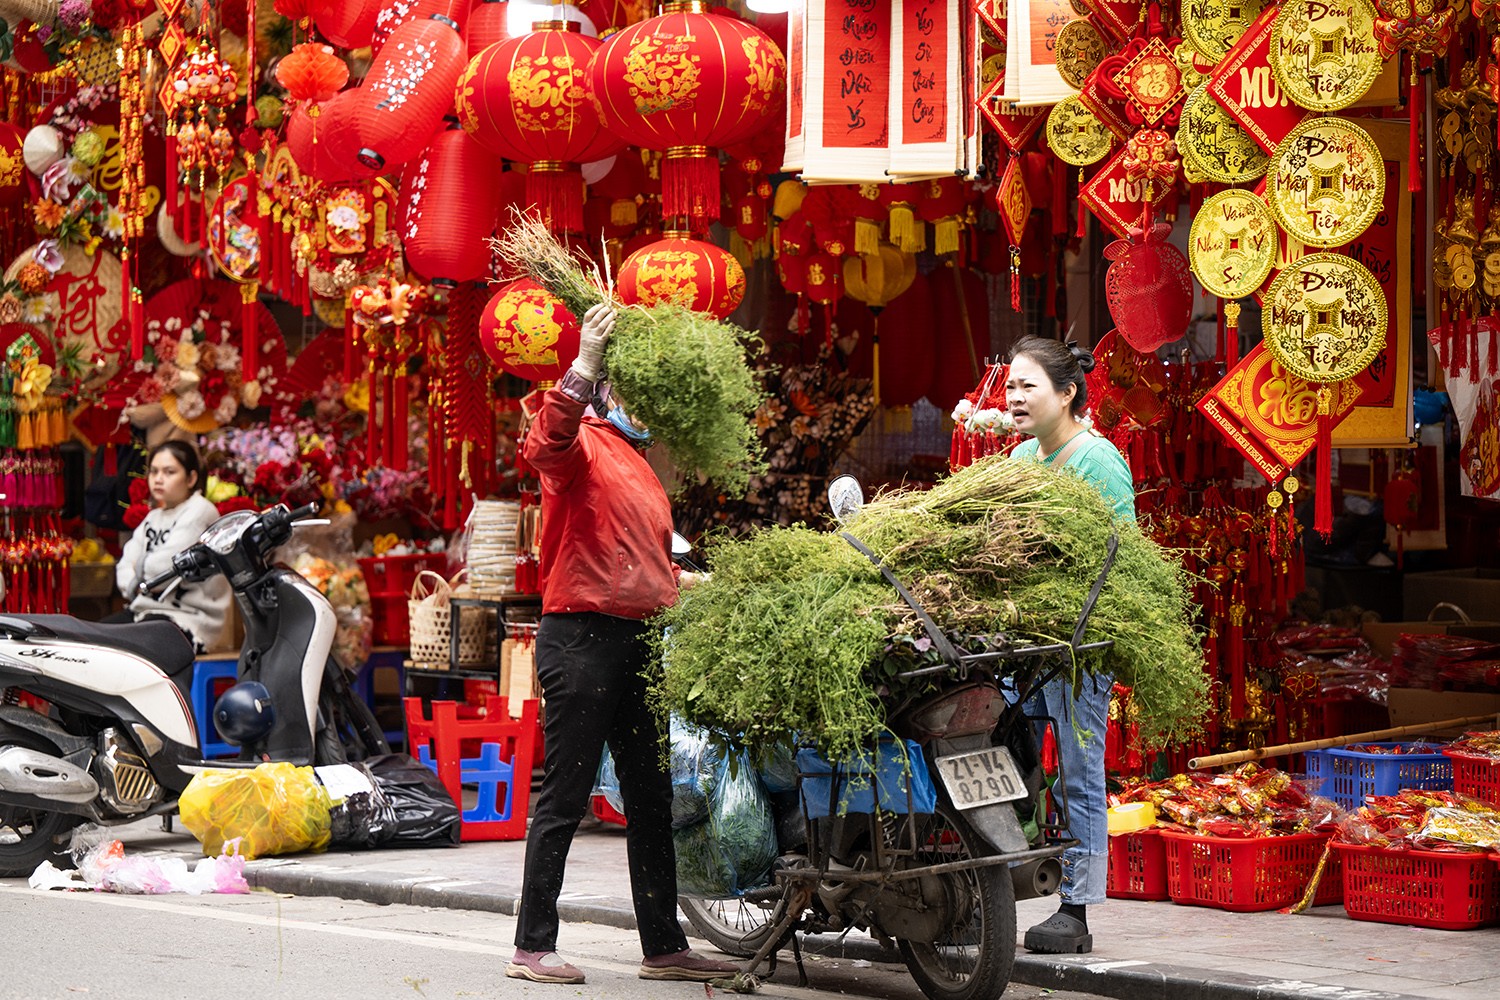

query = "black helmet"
[213, 681, 276, 746]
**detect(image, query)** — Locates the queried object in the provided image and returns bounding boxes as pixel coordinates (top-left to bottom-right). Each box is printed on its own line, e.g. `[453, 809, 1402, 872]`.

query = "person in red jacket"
[507, 304, 738, 986]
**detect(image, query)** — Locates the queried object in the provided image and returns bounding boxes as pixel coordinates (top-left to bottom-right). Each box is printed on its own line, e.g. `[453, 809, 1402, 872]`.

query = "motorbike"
[0, 503, 389, 877]
[677, 476, 1118, 1000]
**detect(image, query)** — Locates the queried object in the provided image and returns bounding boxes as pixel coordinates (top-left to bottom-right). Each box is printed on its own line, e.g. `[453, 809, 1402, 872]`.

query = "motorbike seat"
[21, 615, 197, 678]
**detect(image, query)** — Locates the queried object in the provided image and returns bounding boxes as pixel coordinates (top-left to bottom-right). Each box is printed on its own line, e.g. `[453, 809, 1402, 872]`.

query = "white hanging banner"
[1010, 0, 1077, 108]
[782, 1, 808, 175]
[783, 0, 894, 184]
[888, 0, 964, 178]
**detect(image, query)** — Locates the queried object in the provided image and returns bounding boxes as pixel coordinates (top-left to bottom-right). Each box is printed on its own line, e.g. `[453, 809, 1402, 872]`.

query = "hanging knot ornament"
[1373, 0, 1455, 61]
[350, 277, 431, 470]
[1103, 223, 1194, 353]
[1263, 252, 1389, 537]
[1122, 129, 1180, 190]
[1110, 36, 1187, 127]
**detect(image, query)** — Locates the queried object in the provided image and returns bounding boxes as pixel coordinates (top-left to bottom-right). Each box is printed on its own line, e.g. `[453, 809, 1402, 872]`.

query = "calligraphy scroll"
[787, 0, 894, 183]
[890, 0, 962, 176]
[1004, 0, 1078, 107]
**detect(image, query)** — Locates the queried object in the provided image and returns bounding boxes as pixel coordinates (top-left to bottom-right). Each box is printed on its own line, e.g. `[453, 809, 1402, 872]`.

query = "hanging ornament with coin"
[1188, 188, 1278, 364]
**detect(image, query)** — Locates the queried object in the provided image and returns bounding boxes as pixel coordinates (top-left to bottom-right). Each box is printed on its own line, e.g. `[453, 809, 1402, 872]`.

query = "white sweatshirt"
[115, 492, 232, 651]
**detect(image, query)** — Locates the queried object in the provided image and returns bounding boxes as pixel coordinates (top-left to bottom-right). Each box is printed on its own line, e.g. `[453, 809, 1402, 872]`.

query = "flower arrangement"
[291, 551, 373, 670]
[128, 308, 264, 434]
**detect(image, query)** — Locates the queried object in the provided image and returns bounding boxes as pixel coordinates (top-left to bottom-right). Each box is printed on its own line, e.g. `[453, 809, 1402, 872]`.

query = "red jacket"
[521, 376, 678, 620]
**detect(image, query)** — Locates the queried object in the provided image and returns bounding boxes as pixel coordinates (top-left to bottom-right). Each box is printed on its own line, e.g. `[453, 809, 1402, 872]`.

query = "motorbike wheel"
[0, 730, 83, 879]
[680, 891, 788, 958]
[896, 803, 1016, 1000]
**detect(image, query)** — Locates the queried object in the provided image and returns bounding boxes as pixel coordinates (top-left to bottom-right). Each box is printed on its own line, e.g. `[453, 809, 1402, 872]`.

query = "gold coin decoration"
[1046, 96, 1112, 167]
[1189, 189, 1278, 300]
[1181, 0, 1271, 63]
[1268, 117, 1385, 248]
[1179, 136, 1209, 184]
[1056, 20, 1108, 91]
[1268, 0, 1383, 112]
[1176, 84, 1270, 184]
[1262, 252, 1388, 384]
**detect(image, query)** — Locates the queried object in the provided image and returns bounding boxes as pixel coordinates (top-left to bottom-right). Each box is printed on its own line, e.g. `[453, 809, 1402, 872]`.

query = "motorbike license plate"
[936, 747, 1027, 810]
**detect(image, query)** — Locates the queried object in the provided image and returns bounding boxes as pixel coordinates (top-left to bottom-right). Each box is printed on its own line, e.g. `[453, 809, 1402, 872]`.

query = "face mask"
[606, 406, 651, 443]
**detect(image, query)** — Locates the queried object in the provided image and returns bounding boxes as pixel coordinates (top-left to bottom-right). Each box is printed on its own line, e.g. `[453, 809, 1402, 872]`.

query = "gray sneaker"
[505, 949, 586, 984]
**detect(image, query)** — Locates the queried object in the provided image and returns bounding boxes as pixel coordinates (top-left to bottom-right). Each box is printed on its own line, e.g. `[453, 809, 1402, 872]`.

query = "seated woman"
[112, 441, 231, 653]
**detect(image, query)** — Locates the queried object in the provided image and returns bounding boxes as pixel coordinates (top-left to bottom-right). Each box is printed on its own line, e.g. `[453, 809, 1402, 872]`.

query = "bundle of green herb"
[491, 219, 765, 493]
[652, 455, 1208, 760]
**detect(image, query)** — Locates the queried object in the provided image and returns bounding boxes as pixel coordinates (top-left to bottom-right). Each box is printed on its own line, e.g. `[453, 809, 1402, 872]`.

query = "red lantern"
[353, 14, 467, 171]
[804, 251, 841, 307]
[733, 193, 767, 242]
[929, 266, 991, 410]
[315, 0, 382, 48]
[845, 274, 936, 408]
[480, 278, 582, 382]
[0, 124, 25, 208]
[286, 91, 380, 183]
[275, 43, 349, 104]
[465, 0, 511, 56]
[400, 124, 505, 285]
[374, 0, 470, 54]
[589, 6, 785, 227]
[457, 24, 623, 234]
[275, 0, 331, 22]
[618, 236, 746, 319]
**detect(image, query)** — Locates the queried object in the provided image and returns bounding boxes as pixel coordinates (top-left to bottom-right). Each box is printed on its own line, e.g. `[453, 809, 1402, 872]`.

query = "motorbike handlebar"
[139, 567, 179, 596]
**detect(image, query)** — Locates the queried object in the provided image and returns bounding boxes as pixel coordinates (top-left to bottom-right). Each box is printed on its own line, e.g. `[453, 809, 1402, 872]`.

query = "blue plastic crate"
[1304, 742, 1452, 811]
[797, 738, 938, 818]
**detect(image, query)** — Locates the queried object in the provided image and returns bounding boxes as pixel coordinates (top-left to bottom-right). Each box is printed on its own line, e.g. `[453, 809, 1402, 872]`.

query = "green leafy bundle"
[491, 219, 765, 494]
[653, 455, 1208, 758]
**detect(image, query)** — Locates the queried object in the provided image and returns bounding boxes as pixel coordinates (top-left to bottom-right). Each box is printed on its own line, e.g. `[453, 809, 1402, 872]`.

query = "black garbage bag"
[364, 754, 462, 848]
[318, 762, 398, 850]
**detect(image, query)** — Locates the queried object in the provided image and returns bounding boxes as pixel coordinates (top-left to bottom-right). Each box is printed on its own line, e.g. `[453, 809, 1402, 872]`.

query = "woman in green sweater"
[1006, 336, 1135, 955]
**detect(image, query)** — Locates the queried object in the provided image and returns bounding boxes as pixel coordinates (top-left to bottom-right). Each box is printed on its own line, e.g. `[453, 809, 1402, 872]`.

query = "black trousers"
[514, 612, 688, 957]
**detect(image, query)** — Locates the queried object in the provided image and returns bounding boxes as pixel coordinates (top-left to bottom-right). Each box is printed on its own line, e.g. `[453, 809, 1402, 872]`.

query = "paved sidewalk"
[85, 813, 1496, 1000]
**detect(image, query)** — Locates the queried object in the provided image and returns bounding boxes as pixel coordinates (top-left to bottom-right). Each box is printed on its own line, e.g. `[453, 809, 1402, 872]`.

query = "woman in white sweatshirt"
[113, 441, 231, 652]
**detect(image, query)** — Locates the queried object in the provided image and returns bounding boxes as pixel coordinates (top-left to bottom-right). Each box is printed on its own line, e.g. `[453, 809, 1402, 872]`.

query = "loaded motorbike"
[0, 503, 388, 877]
[678, 477, 1119, 1000]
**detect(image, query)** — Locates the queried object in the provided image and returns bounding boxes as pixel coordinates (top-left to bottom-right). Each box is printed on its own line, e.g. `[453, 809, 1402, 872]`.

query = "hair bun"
[1066, 340, 1096, 375]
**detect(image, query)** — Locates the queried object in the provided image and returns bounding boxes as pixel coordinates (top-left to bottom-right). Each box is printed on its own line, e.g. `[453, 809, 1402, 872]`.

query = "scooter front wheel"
[680, 889, 789, 958]
[0, 728, 83, 878]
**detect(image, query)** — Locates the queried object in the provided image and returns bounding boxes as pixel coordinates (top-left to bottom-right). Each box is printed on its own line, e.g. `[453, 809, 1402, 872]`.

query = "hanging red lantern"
[315, 0, 382, 48]
[480, 278, 582, 382]
[0, 124, 25, 208]
[804, 251, 841, 308]
[400, 123, 505, 285]
[353, 14, 467, 171]
[617, 236, 746, 319]
[286, 91, 380, 183]
[733, 192, 767, 243]
[275, 43, 349, 104]
[465, 0, 511, 56]
[375, 0, 470, 54]
[457, 24, 623, 234]
[588, 5, 786, 227]
[275, 0, 330, 22]
[844, 274, 936, 408]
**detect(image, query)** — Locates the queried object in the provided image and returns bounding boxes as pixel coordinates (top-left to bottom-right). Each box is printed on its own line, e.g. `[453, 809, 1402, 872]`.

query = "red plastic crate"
[1107, 829, 1169, 901]
[358, 553, 448, 599]
[1160, 830, 1342, 912]
[1445, 750, 1500, 809]
[1334, 843, 1500, 930]
[371, 592, 411, 647]
[591, 794, 627, 827]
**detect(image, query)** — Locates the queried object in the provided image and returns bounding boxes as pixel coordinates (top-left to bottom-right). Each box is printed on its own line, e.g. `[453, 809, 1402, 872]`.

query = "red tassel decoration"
[1314, 387, 1334, 539]
[241, 283, 260, 386]
[526, 164, 585, 235]
[661, 148, 720, 229]
[1409, 71, 1424, 194]
[1228, 599, 1246, 719]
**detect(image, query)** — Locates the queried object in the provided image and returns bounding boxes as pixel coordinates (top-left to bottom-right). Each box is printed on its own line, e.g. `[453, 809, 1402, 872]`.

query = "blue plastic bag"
[797, 738, 938, 818]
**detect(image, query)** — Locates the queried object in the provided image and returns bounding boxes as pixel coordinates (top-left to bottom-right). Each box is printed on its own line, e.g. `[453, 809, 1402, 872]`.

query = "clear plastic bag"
[179, 762, 332, 859]
[756, 739, 799, 795]
[674, 752, 777, 898]
[669, 716, 723, 830]
[594, 746, 625, 815]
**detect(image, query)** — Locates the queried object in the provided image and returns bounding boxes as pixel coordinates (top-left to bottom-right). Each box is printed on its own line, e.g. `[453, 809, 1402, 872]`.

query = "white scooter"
[0, 503, 388, 877]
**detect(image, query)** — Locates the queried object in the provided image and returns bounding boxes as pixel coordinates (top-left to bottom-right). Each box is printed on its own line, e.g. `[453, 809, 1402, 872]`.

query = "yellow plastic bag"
[179, 762, 332, 859]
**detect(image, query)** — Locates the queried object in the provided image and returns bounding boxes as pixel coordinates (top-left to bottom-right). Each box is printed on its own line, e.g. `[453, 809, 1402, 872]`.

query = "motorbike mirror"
[827, 474, 866, 524]
[670, 532, 693, 558]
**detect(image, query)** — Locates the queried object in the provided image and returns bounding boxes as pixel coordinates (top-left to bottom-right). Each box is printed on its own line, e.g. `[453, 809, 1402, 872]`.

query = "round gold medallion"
[1046, 96, 1112, 167]
[1268, 117, 1385, 248]
[1056, 20, 1108, 91]
[1178, 132, 1209, 184]
[1262, 252, 1388, 383]
[1181, 0, 1271, 63]
[1176, 84, 1270, 184]
[1268, 0, 1383, 112]
[1188, 189, 1278, 300]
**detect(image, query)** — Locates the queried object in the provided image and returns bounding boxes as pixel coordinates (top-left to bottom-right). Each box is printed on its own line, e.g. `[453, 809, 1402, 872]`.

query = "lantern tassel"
[611, 199, 638, 228]
[1315, 387, 1334, 540]
[871, 310, 882, 407]
[1409, 69, 1423, 194]
[890, 203, 920, 253]
[855, 218, 880, 256]
[241, 282, 259, 386]
[935, 218, 960, 256]
[662, 147, 720, 228]
[527, 163, 585, 235]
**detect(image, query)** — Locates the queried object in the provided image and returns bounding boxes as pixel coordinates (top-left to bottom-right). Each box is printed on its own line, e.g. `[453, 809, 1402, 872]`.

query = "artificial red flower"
[252, 460, 286, 497]
[200, 369, 229, 409]
[215, 496, 258, 516]
[301, 447, 333, 482]
[127, 476, 150, 504]
[122, 502, 150, 530]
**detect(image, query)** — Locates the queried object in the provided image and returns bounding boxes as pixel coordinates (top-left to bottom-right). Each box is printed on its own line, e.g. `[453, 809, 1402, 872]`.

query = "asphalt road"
[0, 881, 1108, 1000]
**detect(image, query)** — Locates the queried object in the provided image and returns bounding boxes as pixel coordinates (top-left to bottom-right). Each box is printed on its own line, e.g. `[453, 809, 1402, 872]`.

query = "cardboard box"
[1402, 568, 1500, 622]
[1387, 688, 1500, 737]
[1361, 620, 1500, 661]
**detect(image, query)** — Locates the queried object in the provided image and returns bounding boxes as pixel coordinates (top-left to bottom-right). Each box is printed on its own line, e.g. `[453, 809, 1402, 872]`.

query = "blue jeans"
[1026, 672, 1111, 906]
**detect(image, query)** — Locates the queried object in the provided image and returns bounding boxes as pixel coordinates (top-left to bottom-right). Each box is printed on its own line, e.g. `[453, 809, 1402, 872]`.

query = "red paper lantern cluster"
[617, 236, 746, 320]
[354, 14, 467, 171]
[275, 43, 349, 104]
[286, 90, 380, 182]
[589, 5, 786, 226]
[400, 123, 505, 285]
[457, 23, 622, 233]
[315, 0, 381, 49]
[466, 0, 511, 56]
[480, 278, 582, 382]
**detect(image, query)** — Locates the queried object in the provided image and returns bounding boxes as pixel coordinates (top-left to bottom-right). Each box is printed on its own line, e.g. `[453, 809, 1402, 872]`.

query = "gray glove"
[570, 302, 616, 382]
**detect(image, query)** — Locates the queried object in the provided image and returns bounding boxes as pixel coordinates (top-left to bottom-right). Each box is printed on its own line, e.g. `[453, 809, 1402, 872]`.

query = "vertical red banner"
[822, 0, 892, 149]
[902, 0, 949, 145]
[788, 6, 805, 140]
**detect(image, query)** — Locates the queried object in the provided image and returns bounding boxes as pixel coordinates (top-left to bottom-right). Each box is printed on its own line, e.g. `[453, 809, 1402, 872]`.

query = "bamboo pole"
[1188, 715, 1500, 770]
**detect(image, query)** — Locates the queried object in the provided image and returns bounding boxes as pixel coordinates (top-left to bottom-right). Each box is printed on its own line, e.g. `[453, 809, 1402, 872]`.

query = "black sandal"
[1023, 911, 1093, 954]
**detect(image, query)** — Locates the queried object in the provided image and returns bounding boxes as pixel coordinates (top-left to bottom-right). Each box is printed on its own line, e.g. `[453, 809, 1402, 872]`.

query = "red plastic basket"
[1160, 830, 1342, 912]
[371, 592, 411, 647]
[358, 553, 448, 600]
[1445, 750, 1500, 809]
[1107, 829, 1169, 901]
[1334, 843, 1500, 930]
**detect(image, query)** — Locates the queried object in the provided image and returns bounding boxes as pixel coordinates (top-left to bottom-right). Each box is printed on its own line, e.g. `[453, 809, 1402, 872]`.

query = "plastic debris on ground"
[29, 826, 249, 895]
[1337, 788, 1500, 852]
[1110, 763, 1339, 837]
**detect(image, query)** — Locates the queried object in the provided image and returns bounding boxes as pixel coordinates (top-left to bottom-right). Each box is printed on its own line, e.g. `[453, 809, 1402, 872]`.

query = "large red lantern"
[480, 278, 582, 382]
[286, 91, 381, 183]
[465, 0, 511, 56]
[354, 14, 467, 171]
[400, 124, 505, 285]
[457, 24, 622, 234]
[617, 236, 746, 320]
[374, 0, 470, 54]
[315, 0, 382, 48]
[589, 5, 786, 226]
